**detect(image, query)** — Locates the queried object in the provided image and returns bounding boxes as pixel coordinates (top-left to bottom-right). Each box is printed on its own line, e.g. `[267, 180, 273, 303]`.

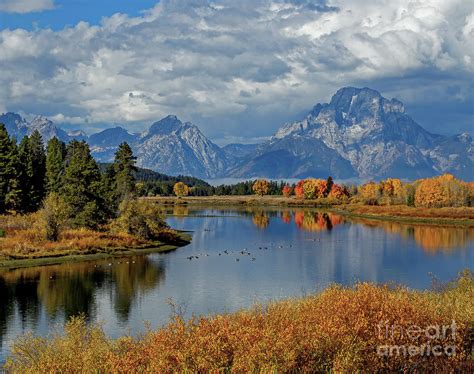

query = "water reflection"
[247, 209, 474, 252]
[353, 219, 474, 253]
[0, 256, 165, 354]
[0, 207, 472, 363]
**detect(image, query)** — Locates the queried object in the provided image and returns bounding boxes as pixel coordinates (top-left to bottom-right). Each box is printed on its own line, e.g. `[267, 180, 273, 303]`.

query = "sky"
[0, 0, 472, 144]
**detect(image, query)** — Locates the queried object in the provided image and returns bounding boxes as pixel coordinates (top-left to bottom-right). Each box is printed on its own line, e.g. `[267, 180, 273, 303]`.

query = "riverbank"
[147, 196, 474, 226]
[0, 213, 191, 269]
[0, 232, 191, 270]
[4, 271, 473, 372]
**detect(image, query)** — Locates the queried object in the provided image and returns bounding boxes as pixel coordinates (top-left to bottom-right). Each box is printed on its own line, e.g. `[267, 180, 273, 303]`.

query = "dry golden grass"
[0, 214, 146, 260]
[5, 271, 473, 372]
[347, 205, 474, 220]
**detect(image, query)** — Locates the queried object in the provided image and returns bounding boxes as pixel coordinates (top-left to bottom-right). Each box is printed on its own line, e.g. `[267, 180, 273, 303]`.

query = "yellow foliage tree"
[359, 182, 380, 204]
[252, 179, 269, 196]
[414, 174, 469, 208]
[173, 182, 190, 197]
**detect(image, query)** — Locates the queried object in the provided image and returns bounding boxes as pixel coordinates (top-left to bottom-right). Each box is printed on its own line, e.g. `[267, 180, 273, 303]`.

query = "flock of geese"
[186, 242, 295, 262]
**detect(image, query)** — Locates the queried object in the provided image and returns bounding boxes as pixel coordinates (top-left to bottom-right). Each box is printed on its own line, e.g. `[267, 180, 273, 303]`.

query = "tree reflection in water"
[0, 256, 165, 350]
[256, 208, 473, 252]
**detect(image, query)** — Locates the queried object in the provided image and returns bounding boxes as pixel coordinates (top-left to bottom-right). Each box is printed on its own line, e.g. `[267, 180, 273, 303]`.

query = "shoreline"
[0, 232, 192, 270]
[147, 196, 474, 226]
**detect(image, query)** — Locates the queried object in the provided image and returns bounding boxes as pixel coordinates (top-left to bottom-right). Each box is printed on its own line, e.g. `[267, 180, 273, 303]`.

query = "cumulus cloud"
[0, 0, 55, 13]
[0, 0, 472, 139]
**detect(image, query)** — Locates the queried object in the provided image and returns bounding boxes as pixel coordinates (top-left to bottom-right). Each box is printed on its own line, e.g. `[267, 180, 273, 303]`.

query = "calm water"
[1, 207, 473, 362]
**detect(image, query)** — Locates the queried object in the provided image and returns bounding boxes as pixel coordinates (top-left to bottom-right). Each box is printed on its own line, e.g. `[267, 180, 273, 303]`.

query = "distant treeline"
[134, 178, 287, 197]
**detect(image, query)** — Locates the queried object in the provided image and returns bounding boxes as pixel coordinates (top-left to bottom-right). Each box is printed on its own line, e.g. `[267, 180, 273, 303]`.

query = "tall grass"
[0, 214, 146, 260]
[5, 271, 473, 372]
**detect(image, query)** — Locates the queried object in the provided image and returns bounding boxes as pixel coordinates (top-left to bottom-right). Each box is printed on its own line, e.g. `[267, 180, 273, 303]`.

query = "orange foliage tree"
[252, 179, 270, 196]
[414, 174, 470, 208]
[328, 184, 349, 201]
[282, 185, 293, 198]
[294, 180, 305, 199]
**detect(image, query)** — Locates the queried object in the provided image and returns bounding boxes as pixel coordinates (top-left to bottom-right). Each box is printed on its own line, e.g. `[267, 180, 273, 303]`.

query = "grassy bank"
[5, 271, 473, 372]
[0, 214, 191, 269]
[335, 205, 474, 226]
[147, 196, 474, 225]
[145, 195, 342, 207]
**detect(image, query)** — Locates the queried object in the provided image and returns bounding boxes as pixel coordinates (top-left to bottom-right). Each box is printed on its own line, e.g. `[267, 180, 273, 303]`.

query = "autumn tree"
[359, 182, 380, 205]
[41, 192, 70, 241]
[414, 174, 470, 208]
[328, 184, 349, 201]
[173, 182, 190, 197]
[294, 180, 305, 199]
[252, 179, 269, 196]
[282, 185, 293, 198]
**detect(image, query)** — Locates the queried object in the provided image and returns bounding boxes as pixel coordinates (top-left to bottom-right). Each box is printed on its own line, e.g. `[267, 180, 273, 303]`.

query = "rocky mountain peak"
[146, 115, 183, 137]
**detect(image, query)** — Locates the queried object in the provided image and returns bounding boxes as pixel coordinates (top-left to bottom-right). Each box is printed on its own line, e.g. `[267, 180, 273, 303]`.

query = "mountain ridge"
[1, 86, 472, 180]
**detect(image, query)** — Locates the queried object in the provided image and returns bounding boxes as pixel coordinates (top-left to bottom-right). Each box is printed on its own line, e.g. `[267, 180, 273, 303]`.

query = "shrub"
[5, 271, 473, 372]
[39, 193, 71, 241]
[112, 199, 168, 240]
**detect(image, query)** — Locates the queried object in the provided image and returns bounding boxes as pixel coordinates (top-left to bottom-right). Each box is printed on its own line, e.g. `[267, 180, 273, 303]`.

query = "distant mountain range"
[1, 87, 472, 180]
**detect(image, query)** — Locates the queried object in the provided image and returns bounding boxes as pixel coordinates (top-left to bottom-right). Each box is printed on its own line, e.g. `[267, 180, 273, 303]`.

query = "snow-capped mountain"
[0, 113, 70, 142]
[28, 116, 70, 142]
[68, 129, 88, 141]
[0, 112, 29, 140]
[134, 115, 228, 178]
[1, 87, 472, 180]
[231, 87, 473, 180]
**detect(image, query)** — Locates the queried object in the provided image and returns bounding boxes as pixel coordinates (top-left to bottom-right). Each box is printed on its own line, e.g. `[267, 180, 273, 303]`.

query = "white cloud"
[0, 0, 472, 139]
[0, 0, 54, 13]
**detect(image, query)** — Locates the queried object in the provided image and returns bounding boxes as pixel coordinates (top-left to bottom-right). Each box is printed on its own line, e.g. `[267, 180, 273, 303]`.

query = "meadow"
[4, 271, 473, 372]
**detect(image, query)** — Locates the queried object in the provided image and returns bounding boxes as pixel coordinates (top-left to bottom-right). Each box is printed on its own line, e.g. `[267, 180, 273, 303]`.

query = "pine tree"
[325, 176, 334, 197]
[4, 141, 23, 212]
[0, 124, 23, 213]
[113, 142, 137, 202]
[27, 130, 47, 211]
[17, 136, 32, 212]
[61, 140, 106, 228]
[0, 124, 11, 213]
[46, 137, 66, 193]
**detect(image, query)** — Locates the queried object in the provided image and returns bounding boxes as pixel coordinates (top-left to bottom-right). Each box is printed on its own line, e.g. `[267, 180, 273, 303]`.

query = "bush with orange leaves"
[415, 174, 471, 208]
[5, 271, 473, 372]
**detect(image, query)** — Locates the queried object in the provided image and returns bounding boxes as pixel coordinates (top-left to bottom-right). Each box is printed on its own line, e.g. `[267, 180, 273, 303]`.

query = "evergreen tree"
[17, 136, 32, 212]
[61, 141, 105, 228]
[27, 130, 47, 211]
[113, 142, 137, 202]
[4, 141, 23, 212]
[46, 137, 66, 193]
[0, 124, 12, 213]
[0, 125, 23, 213]
[325, 176, 334, 197]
